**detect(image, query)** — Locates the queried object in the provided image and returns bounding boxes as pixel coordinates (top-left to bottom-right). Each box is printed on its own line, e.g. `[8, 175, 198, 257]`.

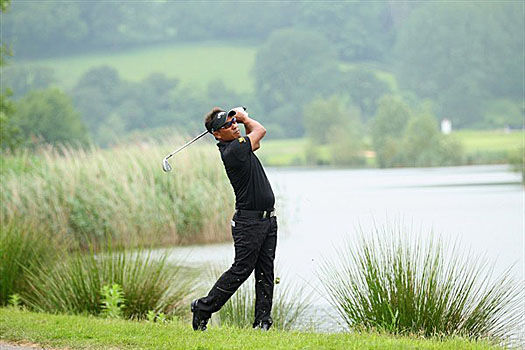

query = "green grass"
[257, 138, 308, 166]
[0, 309, 502, 350]
[454, 130, 523, 154]
[14, 42, 257, 93]
[257, 139, 341, 166]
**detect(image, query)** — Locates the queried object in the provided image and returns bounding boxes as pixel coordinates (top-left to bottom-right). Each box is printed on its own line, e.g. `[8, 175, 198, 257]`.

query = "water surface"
[158, 165, 523, 329]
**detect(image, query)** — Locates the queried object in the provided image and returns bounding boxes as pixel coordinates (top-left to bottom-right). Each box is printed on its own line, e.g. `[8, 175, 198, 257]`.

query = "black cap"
[207, 111, 227, 133]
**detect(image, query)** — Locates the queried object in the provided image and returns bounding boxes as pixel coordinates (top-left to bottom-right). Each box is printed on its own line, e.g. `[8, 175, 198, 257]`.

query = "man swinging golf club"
[191, 106, 277, 331]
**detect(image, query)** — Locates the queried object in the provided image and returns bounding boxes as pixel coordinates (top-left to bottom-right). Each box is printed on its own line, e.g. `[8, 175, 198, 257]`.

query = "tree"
[0, 89, 20, 151]
[394, 2, 524, 127]
[4, 1, 88, 57]
[254, 29, 340, 137]
[294, 2, 395, 61]
[482, 99, 523, 129]
[72, 66, 123, 137]
[371, 96, 464, 168]
[12, 88, 89, 146]
[303, 96, 366, 166]
[1, 65, 56, 98]
[336, 68, 391, 121]
[400, 113, 463, 167]
[0, 0, 21, 151]
[371, 95, 411, 168]
[508, 147, 524, 185]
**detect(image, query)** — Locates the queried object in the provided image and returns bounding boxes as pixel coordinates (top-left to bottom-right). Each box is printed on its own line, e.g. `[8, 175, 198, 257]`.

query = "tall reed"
[21, 242, 195, 319]
[320, 224, 522, 342]
[1, 138, 233, 247]
[207, 266, 311, 330]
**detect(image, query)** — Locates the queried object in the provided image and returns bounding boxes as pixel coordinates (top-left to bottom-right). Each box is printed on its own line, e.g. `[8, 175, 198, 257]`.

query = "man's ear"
[213, 130, 221, 140]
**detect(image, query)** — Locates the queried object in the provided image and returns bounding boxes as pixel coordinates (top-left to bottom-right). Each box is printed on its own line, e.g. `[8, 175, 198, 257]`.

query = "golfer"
[191, 106, 277, 331]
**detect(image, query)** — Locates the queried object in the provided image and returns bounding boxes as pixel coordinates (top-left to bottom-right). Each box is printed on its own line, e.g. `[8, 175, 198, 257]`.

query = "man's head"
[204, 107, 240, 142]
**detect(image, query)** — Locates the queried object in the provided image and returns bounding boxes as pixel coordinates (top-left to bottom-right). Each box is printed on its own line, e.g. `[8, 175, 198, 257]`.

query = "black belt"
[235, 209, 275, 218]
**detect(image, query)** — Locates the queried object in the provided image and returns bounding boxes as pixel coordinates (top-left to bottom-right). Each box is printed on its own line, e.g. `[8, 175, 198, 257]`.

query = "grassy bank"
[14, 42, 257, 93]
[454, 130, 523, 164]
[0, 309, 501, 350]
[258, 130, 523, 167]
[454, 130, 523, 153]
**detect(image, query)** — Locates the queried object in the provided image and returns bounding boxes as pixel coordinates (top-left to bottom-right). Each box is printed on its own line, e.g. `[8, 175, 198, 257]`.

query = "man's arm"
[234, 108, 266, 151]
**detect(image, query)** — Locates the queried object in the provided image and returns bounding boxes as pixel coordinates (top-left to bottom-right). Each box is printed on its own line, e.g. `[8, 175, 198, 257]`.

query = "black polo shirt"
[217, 136, 275, 211]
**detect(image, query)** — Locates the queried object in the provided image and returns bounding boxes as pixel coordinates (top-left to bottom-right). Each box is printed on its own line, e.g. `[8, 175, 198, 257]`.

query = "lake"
[156, 165, 523, 329]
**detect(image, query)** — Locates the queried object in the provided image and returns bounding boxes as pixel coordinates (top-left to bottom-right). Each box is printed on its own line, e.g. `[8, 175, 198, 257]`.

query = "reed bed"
[0, 138, 233, 247]
[320, 225, 522, 344]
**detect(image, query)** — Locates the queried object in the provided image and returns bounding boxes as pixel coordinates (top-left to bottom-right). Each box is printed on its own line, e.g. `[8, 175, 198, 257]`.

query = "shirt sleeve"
[223, 136, 252, 168]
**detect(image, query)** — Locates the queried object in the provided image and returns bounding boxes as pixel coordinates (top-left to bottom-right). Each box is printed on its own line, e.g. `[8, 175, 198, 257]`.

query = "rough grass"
[0, 309, 502, 350]
[13, 42, 257, 93]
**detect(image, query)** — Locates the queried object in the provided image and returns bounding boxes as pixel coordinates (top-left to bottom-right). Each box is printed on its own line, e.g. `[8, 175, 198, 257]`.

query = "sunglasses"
[219, 117, 236, 130]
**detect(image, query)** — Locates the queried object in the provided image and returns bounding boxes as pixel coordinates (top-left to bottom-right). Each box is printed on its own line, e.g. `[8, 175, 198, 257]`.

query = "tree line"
[1, 1, 523, 167]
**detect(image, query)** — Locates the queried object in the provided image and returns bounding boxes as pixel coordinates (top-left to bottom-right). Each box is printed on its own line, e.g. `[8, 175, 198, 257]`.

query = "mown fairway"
[14, 42, 257, 93]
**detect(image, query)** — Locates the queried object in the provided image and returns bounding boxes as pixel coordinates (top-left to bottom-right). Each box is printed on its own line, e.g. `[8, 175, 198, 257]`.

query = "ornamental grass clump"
[21, 243, 195, 319]
[320, 225, 522, 343]
[0, 218, 59, 306]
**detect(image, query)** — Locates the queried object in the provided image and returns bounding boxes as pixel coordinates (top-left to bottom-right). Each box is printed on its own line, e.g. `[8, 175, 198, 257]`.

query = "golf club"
[162, 106, 247, 172]
[162, 130, 208, 172]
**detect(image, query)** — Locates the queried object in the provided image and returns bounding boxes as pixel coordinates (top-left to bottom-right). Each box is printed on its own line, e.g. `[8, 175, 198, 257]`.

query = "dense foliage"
[3, 2, 399, 61]
[371, 96, 464, 168]
[11, 88, 89, 146]
[394, 2, 523, 129]
[1, 1, 522, 165]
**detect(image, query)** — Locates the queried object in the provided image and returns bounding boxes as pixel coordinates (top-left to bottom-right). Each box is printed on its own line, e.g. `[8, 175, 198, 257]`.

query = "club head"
[162, 158, 172, 172]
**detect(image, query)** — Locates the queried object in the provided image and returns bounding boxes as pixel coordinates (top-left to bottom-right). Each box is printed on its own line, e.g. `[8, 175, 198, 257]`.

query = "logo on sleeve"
[238, 137, 246, 143]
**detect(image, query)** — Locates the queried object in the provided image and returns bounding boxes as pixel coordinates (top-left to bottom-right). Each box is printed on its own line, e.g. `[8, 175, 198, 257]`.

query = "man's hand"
[231, 107, 265, 151]
[231, 107, 248, 124]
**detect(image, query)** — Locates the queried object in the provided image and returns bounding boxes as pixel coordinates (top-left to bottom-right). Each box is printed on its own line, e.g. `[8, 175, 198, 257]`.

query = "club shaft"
[165, 130, 208, 159]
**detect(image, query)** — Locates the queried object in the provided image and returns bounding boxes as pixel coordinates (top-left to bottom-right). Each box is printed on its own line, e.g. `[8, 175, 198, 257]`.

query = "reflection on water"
[155, 165, 523, 331]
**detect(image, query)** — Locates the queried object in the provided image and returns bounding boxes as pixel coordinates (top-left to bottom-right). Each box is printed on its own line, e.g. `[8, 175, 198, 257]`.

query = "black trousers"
[195, 212, 278, 323]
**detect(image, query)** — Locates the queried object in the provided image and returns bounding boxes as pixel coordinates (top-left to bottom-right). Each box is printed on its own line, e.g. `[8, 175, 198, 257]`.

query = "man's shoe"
[191, 300, 209, 331]
[253, 319, 273, 331]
